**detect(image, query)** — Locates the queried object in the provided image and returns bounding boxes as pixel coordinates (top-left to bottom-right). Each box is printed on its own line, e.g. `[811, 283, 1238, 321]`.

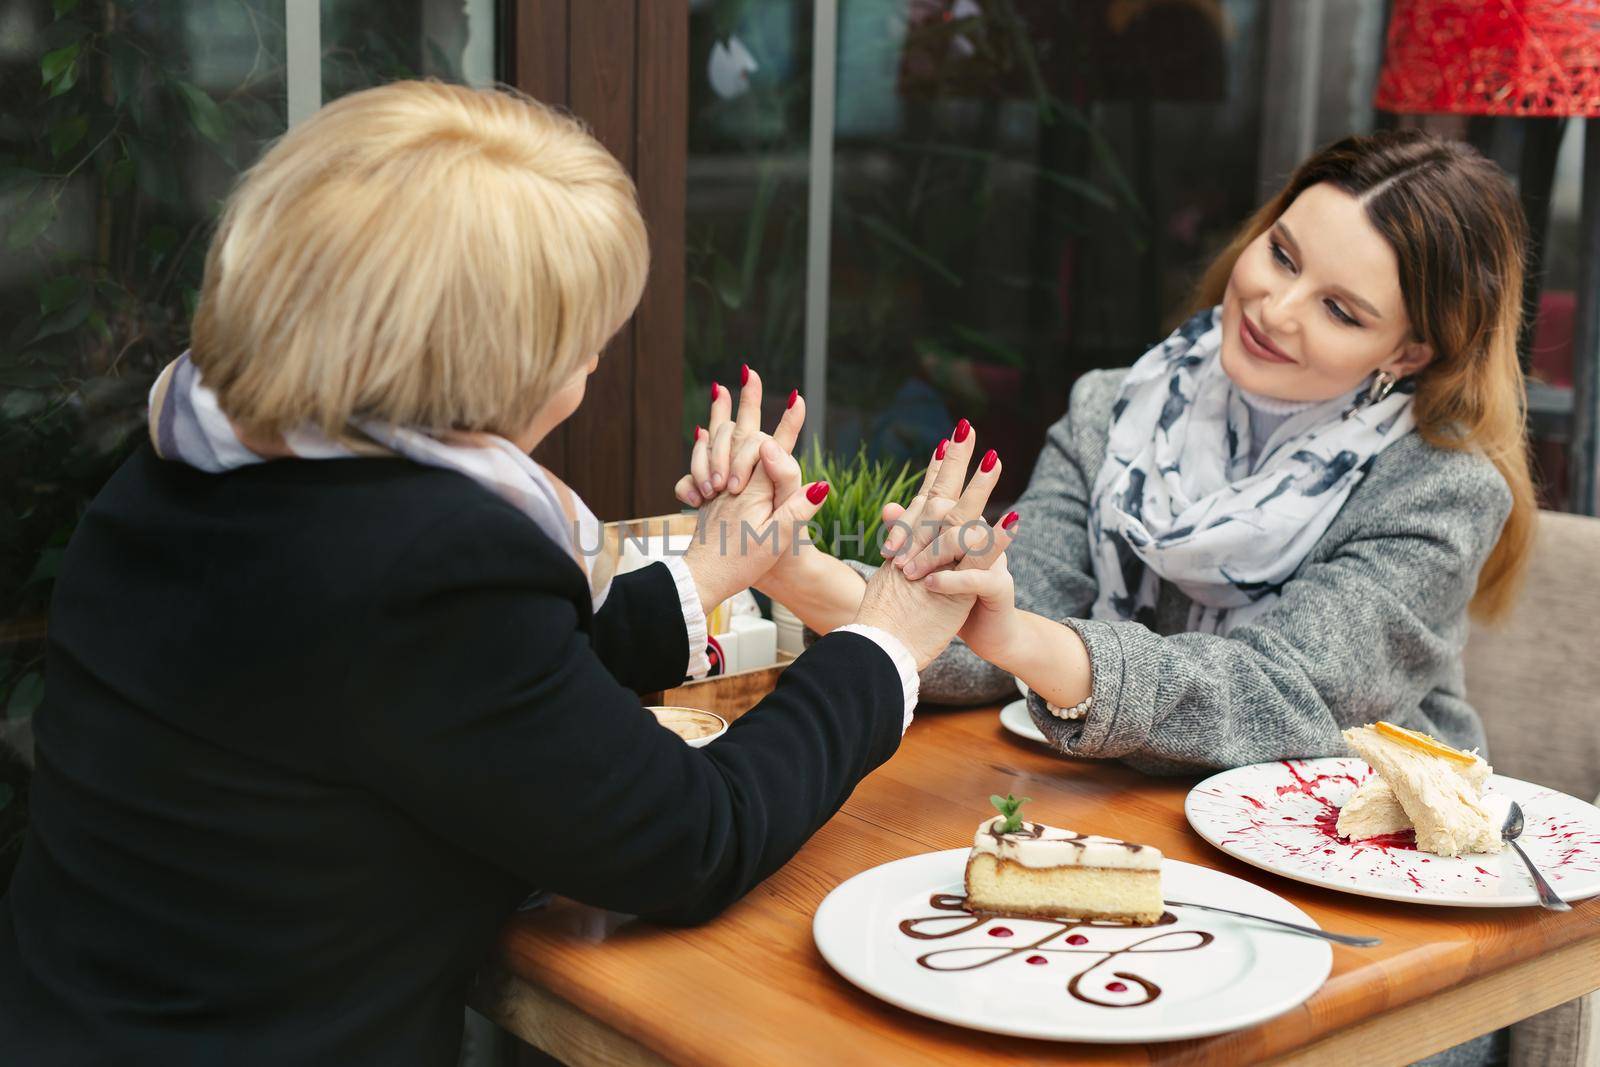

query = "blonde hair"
[1191, 130, 1536, 620]
[190, 80, 648, 437]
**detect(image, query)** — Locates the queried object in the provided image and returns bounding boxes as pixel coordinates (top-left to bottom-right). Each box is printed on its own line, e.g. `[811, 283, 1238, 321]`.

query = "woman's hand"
[880, 418, 997, 570]
[850, 445, 1011, 669]
[674, 366, 805, 506]
[915, 511, 1022, 664]
[681, 440, 827, 613]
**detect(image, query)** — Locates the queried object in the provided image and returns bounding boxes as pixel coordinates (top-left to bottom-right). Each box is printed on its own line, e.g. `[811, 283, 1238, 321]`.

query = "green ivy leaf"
[5, 673, 45, 721]
[38, 275, 84, 315]
[50, 115, 88, 158]
[39, 42, 79, 87]
[175, 81, 228, 145]
[106, 155, 135, 197]
[53, 0, 80, 16]
[31, 294, 91, 342]
[48, 58, 79, 98]
[110, 37, 141, 109]
[1, 390, 48, 421]
[7, 198, 56, 249]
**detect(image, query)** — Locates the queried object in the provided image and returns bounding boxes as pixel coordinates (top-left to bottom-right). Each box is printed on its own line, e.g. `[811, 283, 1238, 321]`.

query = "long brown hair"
[1191, 129, 1535, 620]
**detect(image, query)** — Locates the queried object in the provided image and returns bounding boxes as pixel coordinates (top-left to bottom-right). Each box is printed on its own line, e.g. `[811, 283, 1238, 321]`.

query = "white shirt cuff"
[659, 556, 710, 679]
[834, 623, 920, 734]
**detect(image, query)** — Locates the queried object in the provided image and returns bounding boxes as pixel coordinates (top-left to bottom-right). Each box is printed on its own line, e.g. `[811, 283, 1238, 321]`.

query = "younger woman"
[702, 129, 1534, 777]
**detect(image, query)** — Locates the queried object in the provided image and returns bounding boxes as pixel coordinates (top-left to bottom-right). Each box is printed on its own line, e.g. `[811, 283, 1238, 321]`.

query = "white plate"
[813, 849, 1331, 1043]
[999, 698, 1047, 744]
[1186, 758, 1600, 907]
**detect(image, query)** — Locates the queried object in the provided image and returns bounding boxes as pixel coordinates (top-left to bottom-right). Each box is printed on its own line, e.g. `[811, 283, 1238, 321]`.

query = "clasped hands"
[673, 367, 1020, 670]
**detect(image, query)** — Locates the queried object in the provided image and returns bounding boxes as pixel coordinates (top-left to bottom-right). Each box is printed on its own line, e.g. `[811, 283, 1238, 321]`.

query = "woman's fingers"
[960, 511, 1019, 571]
[727, 432, 767, 495]
[759, 438, 804, 503]
[708, 380, 733, 435]
[916, 437, 950, 497]
[690, 425, 713, 500]
[882, 439, 947, 558]
[772, 474, 831, 530]
[709, 421, 735, 491]
[895, 419, 977, 565]
[734, 364, 763, 435]
[920, 520, 1017, 595]
[925, 418, 976, 508]
[902, 449, 1002, 577]
[675, 473, 703, 509]
[772, 389, 805, 454]
[923, 553, 1009, 596]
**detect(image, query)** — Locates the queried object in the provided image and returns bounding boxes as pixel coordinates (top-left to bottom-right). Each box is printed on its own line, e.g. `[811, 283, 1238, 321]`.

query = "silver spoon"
[1164, 900, 1380, 947]
[1502, 801, 1571, 912]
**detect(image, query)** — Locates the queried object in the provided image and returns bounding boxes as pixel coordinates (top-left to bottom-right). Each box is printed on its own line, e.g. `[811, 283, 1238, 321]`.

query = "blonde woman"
[0, 82, 1005, 1065]
[697, 129, 1533, 776]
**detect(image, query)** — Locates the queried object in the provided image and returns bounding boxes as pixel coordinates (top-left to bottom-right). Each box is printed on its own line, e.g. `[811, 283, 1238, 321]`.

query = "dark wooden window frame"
[503, 0, 688, 519]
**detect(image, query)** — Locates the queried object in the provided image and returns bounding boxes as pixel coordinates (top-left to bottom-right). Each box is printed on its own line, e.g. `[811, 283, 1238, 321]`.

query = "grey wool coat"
[917, 368, 1513, 776]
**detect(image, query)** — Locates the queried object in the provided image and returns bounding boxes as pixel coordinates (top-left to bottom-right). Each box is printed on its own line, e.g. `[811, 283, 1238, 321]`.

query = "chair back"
[1465, 509, 1600, 803]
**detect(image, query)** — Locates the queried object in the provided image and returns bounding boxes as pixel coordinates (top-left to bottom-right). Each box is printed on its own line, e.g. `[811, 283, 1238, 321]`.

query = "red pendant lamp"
[1375, 0, 1600, 117]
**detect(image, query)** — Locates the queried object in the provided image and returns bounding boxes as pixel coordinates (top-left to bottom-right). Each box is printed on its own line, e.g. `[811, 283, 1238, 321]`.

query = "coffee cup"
[647, 706, 728, 748]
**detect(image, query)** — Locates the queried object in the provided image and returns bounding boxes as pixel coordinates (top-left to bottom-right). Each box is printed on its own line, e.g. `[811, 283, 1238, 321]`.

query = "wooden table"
[474, 704, 1600, 1066]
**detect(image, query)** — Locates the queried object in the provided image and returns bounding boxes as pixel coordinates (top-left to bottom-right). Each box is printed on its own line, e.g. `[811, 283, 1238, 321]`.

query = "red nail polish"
[787, 388, 798, 410]
[1000, 510, 1020, 531]
[954, 418, 971, 443]
[935, 439, 949, 460]
[694, 426, 703, 441]
[711, 382, 720, 402]
[741, 363, 750, 387]
[806, 481, 830, 505]
[980, 449, 997, 473]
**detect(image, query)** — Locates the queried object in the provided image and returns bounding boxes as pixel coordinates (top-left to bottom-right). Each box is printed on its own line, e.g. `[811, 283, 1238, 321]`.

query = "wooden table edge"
[472, 928, 1600, 1067]
[469, 957, 668, 1067]
[1262, 933, 1600, 1067]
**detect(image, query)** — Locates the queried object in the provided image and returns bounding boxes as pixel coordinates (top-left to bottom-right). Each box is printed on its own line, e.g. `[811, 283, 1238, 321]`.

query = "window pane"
[1, 1, 288, 727]
[684, 0, 814, 444]
[823, 0, 1268, 506]
[321, 0, 496, 98]
[0, 0, 495, 741]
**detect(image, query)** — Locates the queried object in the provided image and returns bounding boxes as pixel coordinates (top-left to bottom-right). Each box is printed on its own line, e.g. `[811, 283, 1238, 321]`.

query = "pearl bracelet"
[1045, 694, 1093, 720]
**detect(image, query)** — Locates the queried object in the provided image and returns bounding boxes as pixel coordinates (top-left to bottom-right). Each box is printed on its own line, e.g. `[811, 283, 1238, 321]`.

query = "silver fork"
[1502, 801, 1571, 912]
[1164, 900, 1380, 947]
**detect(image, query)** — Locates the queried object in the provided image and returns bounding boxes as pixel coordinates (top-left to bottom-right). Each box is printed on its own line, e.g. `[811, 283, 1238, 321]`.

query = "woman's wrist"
[757, 545, 867, 635]
[989, 612, 1092, 710]
[681, 544, 734, 616]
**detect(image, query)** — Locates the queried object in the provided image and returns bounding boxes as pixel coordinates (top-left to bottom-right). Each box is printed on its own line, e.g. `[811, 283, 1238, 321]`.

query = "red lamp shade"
[1375, 0, 1600, 116]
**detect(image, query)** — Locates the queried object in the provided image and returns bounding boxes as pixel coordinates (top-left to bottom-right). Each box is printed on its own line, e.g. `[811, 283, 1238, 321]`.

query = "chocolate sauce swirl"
[898, 894, 1213, 1008]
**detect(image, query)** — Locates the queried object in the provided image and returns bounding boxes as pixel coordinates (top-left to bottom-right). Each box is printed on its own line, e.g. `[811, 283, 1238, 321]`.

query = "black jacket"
[0, 445, 904, 1065]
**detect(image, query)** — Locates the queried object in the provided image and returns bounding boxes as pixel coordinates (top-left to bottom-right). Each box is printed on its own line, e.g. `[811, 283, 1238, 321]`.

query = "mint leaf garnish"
[989, 793, 1031, 833]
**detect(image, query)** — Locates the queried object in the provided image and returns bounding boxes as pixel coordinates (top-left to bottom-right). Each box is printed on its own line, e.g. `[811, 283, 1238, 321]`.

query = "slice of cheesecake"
[1341, 722, 1504, 857]
[963, 797, 1163, 925]
[1335, 776, 1412, 840]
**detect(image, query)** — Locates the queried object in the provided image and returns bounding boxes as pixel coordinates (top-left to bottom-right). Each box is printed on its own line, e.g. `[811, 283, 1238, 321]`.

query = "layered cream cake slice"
[963, 795, 1164, 925]
[1341, 722, 1506, 857]
[1334, 776, 1413, 840]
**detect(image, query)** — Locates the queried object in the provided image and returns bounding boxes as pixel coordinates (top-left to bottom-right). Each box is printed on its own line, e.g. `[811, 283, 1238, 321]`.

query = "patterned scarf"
[147, 352, 614, 609]
[1089, 307, 1416, 634]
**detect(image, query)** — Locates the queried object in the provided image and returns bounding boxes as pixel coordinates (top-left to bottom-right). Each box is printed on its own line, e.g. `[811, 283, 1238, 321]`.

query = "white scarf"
[148, 352, 613, 610]
[1088, 307, 1415, 634]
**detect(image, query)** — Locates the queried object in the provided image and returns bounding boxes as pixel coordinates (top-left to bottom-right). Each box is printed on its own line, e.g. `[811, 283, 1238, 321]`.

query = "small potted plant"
[769, 442, 922, 651]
